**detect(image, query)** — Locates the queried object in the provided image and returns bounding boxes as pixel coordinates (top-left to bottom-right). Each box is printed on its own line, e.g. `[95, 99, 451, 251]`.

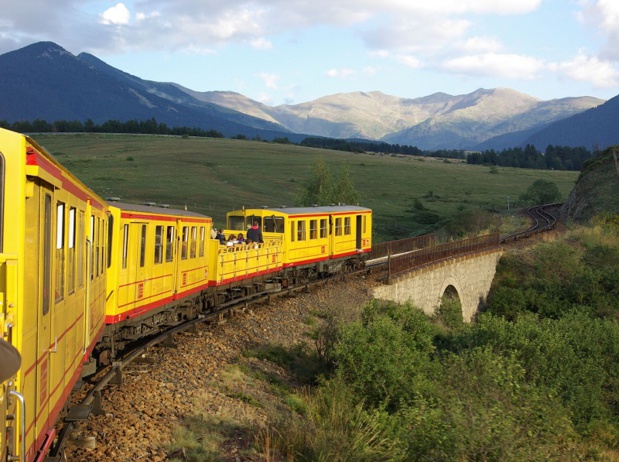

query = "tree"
[296, 159, 361, 206]
[331, 164, 360, 205]
[519, 179, 562, 205]
[296, 157, 333, 206]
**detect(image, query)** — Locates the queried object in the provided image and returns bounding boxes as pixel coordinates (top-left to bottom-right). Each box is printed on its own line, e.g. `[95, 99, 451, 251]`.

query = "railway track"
[500, 203, 561, 244]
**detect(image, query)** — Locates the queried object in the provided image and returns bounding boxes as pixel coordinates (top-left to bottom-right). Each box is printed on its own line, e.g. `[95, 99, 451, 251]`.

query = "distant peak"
[11, 41, 74, 60]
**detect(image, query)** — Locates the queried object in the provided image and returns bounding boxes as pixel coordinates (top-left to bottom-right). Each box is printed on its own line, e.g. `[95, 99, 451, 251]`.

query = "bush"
[332, 302, 438, 409]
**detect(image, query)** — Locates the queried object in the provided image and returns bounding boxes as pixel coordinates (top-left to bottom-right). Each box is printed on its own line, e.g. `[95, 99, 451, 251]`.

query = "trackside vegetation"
[252, 217, 619, 461]
[166, 217, 619, 461]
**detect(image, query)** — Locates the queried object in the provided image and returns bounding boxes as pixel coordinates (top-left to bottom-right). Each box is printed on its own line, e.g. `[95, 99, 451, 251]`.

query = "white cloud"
[393, 54, 423, 69]
[250, 37, 272, 50]
[362, 66, 379, 76]
[136, 11, 161, 22]
[371, 0, 541, 15]
[99, 3, 130, 26]
[442, 53, 544, 80]
[577, 0, 619, 61]
[362, 17, 471, 52]
[255, 72, 280, 89]
[325, 68, 356, 79]
[458, 36, 503, 53]
[549, 50, 619, 88]
[578, 0, 619, 31]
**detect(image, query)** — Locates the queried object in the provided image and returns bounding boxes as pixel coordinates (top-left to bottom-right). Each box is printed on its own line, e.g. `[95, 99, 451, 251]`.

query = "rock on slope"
[560, 146, 619, 223]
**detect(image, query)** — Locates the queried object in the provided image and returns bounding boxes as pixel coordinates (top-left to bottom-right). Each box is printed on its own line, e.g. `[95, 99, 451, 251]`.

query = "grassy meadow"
[32, 133, 579, 241]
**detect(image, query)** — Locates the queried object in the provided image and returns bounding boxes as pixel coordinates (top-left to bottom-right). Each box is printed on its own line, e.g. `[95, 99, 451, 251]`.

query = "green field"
[32, 133, 579, 242]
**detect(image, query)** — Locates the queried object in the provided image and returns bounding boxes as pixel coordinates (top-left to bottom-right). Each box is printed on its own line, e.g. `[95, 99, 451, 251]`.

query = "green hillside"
[33, 133, 579, 241]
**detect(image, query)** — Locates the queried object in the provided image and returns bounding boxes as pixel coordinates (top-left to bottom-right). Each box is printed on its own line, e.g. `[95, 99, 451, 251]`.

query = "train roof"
[233, 205, 371, 215]
[108, 201, 211, 219]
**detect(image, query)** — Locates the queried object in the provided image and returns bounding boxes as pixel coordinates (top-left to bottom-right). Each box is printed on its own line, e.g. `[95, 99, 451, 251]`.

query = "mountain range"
[1, 41, 618, 151]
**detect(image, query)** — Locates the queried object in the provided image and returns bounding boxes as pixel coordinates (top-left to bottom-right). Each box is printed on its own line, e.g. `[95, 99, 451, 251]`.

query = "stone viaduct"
[370, 234, 503, 322]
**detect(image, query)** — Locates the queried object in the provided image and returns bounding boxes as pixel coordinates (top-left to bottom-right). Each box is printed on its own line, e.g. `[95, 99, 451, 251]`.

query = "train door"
[356, 215, 362, 250]
[23, 182, 54, 459]
[130, 223, 148, 312]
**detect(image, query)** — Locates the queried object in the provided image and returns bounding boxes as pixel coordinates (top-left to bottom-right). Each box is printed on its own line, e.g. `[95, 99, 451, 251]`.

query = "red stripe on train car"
[26, 147, 106, 210]
[105, 282, 210, 324]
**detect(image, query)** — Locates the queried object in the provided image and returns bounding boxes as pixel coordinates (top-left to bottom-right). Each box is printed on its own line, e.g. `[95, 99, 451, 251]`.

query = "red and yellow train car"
[225, 206, 372, 280]
[102, 202, 212, 353]
[0, 127, 107, 461]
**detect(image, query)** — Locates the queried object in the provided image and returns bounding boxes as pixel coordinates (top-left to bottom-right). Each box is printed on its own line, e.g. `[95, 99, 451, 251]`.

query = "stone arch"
[436, 277, 464, 325]
[438, 277, 463, 308]
[442, 284, 461, 304]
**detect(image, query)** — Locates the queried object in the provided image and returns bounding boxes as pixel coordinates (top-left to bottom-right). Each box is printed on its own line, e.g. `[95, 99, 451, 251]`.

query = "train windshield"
[228, 215, 246, 231]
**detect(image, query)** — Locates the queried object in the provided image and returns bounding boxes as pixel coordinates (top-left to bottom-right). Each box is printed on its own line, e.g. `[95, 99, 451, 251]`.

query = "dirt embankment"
[66, 274, 378, 461]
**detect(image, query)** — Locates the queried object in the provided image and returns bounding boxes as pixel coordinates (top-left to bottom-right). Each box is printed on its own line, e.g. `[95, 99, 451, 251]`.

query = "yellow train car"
[103, 202, 212, 352]
[0, 127, 107, 462]
[207, 235, 284, 290]
[225, 206, 372, 280]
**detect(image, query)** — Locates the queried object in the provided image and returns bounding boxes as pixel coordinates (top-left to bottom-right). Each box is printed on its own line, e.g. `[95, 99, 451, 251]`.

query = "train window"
[68, 207, 76, 294]
[264, 216, 284, 233]
[96, 217, 100, 276]
[297, 221, 306, 241]
[181, 226, 188, 260]
[77, 210, 84, 288]
[363, 215, 367, 233]
[320, 219, 327, 238]
[190, 226, 197, 258]
[199, 226, 205, 257]
[228, 215, 245, 231]
[335, 217, 342, 236]
[122, 224, 129, 269]
[100, 218, 105, 273]
[344, 217, 351, 235]
[107, 213, 114, 269]
[166, 226, 174, 262]
[140, 224, 147, 267]
[43, 194, 52, 315]
[90, 215, 95, 277]
[154, 226, 164, 264]
[56, 202, 65, 302]
[290, 221, 295, 242]
[309, 220, 317, 239]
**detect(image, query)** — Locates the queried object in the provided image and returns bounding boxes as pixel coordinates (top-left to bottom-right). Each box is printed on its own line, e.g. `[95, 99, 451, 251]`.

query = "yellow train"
[0, 127, 372, 461]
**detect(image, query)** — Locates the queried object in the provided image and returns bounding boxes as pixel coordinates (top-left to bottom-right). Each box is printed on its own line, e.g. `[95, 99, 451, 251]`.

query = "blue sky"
[1, 0, 618, 105]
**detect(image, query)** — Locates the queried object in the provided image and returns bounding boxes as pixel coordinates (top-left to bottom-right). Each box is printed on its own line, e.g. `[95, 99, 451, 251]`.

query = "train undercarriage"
[94, 254, 366, 366]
